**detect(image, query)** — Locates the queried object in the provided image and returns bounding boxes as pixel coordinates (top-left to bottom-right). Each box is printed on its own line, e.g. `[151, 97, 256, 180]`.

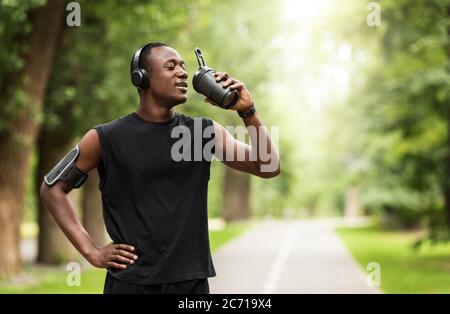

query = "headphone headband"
[130, 43, 153, 89]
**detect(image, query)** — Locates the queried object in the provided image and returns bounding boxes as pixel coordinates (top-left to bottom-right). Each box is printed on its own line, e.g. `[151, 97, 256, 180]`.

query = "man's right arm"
[39, 129, 138, 269]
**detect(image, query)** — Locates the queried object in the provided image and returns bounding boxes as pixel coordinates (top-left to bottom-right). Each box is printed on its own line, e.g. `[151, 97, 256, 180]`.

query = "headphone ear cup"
[140, 69, 150, 89]
[131, 70, 143, 88]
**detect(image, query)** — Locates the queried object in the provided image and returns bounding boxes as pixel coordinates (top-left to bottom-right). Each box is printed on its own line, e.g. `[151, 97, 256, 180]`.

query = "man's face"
[146, 46, 189, 105]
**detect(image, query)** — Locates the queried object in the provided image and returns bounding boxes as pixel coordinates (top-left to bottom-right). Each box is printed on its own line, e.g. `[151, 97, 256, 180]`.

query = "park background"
[0, 0, 449, 293]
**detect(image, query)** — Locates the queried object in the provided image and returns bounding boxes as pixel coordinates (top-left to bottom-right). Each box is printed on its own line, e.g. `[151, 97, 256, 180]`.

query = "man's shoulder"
[177, 112, 213, 127]
[94, 113, 133, 134]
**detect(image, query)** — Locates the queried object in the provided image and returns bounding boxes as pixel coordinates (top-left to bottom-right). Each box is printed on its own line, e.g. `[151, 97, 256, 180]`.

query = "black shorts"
[103, 272, 210, 294]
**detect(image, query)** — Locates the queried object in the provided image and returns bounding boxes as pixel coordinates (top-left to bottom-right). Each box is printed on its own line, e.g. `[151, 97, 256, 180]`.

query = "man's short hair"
[139, 42, 168, 75]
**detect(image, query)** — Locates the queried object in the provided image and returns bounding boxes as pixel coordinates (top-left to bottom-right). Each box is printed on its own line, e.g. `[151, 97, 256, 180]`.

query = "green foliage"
[0, 0, 45, 78]
[354, 0, 449, 227]
[308, 0, 450, 226]
[0, 0, 46, 133]
[43, 0, 202, 135]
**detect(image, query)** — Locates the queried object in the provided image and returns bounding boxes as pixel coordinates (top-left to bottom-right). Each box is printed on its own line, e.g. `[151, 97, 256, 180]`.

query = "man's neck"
[136, 96, 175, 123]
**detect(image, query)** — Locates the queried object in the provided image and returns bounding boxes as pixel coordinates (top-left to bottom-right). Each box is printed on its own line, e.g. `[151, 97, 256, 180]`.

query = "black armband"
[44, 145, 88, 188]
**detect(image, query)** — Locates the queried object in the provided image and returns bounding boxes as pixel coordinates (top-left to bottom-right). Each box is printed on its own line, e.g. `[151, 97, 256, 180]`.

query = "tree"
[0, 0, 66, 279]
[326, 0, 449, 232]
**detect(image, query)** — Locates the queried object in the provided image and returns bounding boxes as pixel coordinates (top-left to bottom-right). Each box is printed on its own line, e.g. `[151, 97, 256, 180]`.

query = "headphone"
[130, 43, 153, 89]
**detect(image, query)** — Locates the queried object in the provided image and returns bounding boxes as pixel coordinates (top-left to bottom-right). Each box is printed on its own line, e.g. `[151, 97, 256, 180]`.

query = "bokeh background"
[0, 0, 448, 293]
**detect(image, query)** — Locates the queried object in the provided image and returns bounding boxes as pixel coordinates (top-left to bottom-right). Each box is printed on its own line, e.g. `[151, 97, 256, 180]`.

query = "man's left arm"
[207, 71, 280, 178]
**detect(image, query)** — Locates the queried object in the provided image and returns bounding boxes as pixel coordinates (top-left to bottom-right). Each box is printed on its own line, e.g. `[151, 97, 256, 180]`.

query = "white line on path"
[260, 223, 297, 293]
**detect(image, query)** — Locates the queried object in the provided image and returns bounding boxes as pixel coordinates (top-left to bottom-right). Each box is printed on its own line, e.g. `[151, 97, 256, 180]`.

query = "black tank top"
[94, 111, 216, 285]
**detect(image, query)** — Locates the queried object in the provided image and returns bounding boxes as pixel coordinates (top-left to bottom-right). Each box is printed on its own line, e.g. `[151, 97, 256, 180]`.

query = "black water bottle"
[192, 48, 239, 109]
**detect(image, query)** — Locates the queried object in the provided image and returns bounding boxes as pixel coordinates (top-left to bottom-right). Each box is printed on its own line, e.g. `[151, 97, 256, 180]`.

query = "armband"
[44, 145, 88, 188]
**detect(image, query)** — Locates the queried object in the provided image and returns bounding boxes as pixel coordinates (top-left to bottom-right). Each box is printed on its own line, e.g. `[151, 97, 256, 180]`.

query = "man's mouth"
[175, 82, 188, 92]
[175, 82, 188, 87]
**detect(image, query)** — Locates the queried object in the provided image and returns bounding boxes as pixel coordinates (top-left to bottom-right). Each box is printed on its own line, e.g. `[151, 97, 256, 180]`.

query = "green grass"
[0, 266, 107, 294]
[209, 220, 253, 252]
[335, 225, 450, 294]
[0, 221, 251, 294]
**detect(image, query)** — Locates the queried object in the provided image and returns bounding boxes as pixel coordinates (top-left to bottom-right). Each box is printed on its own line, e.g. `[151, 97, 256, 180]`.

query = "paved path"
[209, 219, 380, 294]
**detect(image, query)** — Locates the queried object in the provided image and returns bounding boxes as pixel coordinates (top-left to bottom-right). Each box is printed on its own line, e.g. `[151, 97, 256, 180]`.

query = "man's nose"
[177, 67, 188, 79]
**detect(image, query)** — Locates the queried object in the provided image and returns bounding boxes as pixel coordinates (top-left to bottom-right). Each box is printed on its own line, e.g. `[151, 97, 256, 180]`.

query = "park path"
[209, 218, 380, 294]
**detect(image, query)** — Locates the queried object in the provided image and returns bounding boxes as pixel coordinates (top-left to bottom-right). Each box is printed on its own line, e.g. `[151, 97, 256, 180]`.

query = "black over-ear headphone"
[130, 43, 153, 89]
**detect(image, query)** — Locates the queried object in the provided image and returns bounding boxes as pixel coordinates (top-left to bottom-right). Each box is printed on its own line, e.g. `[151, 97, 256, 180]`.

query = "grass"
[335, 225, 450, 294]
[0, 221, 252, 294]
[209, 220, 253, 252]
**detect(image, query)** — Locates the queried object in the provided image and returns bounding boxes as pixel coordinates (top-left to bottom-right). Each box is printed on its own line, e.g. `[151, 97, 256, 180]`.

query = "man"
[40, 42, 280, 294]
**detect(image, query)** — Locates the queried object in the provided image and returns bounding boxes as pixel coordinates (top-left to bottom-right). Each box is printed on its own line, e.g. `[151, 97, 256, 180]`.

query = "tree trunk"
[445, 84, 450, 230]
[35, 31, 81, 265]
[82, 170, 107, 247]
[446, 87, 450, 230]
[344, 187, 360, 218]
[221, 167, 251, 222]
[444, 5, 450, 231]
[0, 0, 65, 279]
